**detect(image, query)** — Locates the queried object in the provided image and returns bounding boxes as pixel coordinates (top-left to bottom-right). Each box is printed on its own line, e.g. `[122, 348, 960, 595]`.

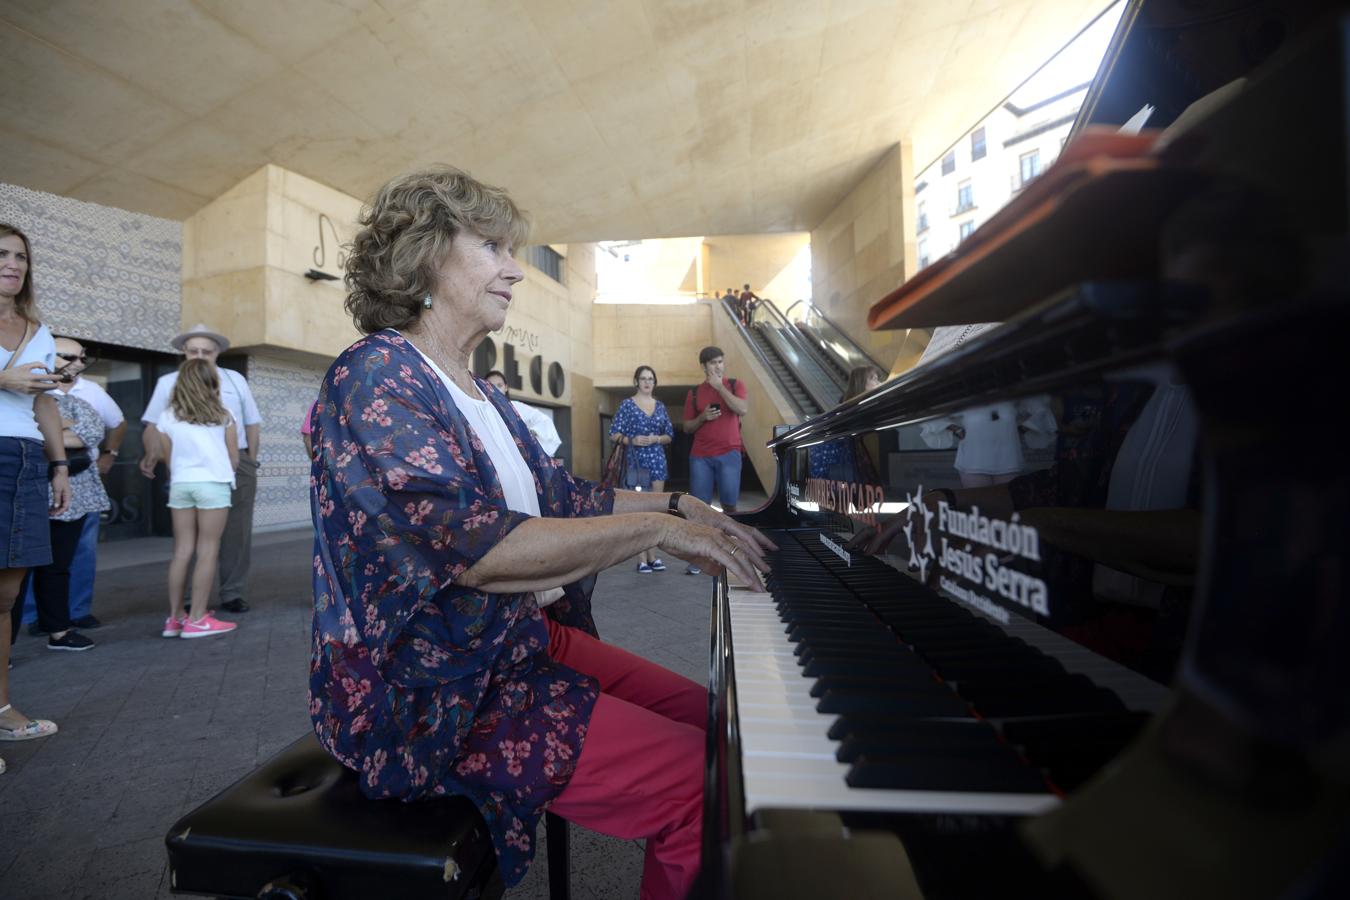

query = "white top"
[408, 342, 565, 608]
[510, 399, 562, 456]
[156, 408, 236, 487]
[68, 377, 125, 428]
[0, 322, 56, 441]
[144, 367, 260, 449]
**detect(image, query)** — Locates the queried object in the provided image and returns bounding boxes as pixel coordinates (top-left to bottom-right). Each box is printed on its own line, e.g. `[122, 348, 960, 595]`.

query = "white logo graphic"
[903, 485, 937, 582]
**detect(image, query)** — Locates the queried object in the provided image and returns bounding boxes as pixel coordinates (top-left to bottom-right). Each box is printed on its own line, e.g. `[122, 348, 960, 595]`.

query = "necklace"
[400, 329, 479, 398]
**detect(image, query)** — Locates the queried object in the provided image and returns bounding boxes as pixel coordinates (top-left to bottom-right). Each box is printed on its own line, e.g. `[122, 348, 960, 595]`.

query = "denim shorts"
[0, 437, 54, 569]
[168, 481, 233, 510]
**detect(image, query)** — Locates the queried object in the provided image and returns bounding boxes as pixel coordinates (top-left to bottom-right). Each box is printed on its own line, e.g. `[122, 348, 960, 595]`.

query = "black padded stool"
[165, 733, 572, 900]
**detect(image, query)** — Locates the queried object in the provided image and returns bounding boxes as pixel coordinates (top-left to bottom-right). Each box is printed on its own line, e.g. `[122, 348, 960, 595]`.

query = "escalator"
[718, 297, 834, 419]
[782, 299, 887, 386]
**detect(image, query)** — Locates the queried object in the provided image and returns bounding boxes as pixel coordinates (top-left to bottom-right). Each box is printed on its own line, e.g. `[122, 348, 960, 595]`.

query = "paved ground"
[0, 528, 718, 900]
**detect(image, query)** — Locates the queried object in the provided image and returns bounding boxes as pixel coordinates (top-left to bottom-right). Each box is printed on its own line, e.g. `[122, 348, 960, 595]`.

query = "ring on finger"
[729, 545, 740, 557]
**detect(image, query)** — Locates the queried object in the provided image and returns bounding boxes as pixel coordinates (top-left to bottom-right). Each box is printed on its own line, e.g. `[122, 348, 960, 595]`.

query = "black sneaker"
[71, 615, 103, 629]
[47, 631, 95, 652]
[221, 598, 250, 613]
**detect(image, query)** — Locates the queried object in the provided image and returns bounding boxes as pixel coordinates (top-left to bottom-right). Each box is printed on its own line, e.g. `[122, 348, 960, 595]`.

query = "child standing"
[157, 359, 239, 639]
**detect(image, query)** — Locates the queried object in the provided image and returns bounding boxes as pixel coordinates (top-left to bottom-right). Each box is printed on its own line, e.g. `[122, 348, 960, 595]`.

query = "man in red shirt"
[682, 346, 750, 573]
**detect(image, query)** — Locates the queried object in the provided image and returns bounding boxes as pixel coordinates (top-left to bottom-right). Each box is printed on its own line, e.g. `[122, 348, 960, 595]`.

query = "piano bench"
[164, 733, 572, 900]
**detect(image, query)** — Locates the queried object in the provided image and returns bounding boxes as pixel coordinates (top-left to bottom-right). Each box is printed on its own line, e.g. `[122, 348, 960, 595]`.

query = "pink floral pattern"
[309, 330, 613, 886]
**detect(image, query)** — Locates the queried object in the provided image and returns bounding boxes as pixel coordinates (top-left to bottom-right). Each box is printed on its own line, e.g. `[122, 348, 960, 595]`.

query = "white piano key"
[725, 583, 1068, 818]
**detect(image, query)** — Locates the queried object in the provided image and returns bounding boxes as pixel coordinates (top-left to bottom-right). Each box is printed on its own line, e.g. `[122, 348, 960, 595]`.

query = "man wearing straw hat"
[139, 323, 263, 614]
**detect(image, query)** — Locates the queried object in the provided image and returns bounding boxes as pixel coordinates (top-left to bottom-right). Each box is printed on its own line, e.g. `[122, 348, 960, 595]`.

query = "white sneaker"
[685, 564, 701, 575]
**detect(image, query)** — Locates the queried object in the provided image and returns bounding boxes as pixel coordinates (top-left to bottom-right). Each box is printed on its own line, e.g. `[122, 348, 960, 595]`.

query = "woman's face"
[431, 229, 524, 337]
[636, 370, 655, 395]
[0, 234, 30, 302]
[865, 370, 881, 392]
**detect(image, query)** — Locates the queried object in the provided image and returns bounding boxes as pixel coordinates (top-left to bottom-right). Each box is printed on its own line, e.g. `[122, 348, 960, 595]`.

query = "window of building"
[1019, 150, 1041, 187]
[917, 238, 929, 269]
[917, 200, 928, 234]
[958, 220, 975, 242]
[524, 244, 564, 283]
[971, 127, 987, 161]
[941, 150, 956, 175]
[955, 180, 974, 214]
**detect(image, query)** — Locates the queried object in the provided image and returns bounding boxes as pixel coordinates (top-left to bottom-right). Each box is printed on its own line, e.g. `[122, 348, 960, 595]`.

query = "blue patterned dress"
[608, 397, 674, 481]
[309, 330, 613, 885]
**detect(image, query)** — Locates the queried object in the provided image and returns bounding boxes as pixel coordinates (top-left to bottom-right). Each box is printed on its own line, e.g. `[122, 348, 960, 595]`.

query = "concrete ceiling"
[1, 0, 1108, 243]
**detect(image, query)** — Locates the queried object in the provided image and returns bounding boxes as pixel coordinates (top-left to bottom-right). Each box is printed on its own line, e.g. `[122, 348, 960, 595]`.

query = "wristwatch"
[49, 459, 69, 477]
[667, 492, 686, 519]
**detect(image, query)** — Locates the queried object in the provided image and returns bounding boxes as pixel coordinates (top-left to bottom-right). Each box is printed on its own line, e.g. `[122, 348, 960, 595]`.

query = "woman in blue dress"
[609, 365, 674, 572]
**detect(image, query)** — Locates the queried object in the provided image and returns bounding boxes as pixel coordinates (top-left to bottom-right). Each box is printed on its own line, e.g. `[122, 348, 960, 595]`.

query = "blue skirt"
[0, 437, 53, 569]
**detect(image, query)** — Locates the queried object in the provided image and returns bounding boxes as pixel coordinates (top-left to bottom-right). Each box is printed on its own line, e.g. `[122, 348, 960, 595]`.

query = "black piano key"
[808, 672, 942, 698]
[960, 682, 1127, 717]
[802, 657, 939, 680]
[836, 734, 1014, 765]
[846, 753, 1049, 793]
[828, 717, 989, 747]
[816, 689, 971, 717]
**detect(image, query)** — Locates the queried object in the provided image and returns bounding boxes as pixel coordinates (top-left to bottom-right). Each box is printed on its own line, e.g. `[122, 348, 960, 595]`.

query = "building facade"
[914, 83, 1089, 270]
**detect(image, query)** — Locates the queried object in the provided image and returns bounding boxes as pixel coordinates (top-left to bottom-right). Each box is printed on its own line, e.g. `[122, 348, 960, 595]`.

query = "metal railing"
[718, 297, 835, 417]
[782, 299, 887, 377]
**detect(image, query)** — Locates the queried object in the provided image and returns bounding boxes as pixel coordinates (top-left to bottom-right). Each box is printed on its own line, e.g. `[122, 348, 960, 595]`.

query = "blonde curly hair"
[343, 166, 530, 334]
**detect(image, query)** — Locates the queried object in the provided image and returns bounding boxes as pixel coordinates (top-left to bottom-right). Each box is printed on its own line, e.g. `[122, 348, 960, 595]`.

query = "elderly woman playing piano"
[309, 165, 774, 900]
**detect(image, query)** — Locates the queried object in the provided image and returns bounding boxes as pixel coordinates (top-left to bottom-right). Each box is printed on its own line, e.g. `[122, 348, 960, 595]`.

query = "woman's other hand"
[676, 494, 777, 560]
[0, 362, 61, 395]
[658, 517, 769, 590]
[49, 470, 71, 516]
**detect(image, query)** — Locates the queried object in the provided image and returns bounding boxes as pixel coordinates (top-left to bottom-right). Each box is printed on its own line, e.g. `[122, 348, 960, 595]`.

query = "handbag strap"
[1, 320, 34, 372]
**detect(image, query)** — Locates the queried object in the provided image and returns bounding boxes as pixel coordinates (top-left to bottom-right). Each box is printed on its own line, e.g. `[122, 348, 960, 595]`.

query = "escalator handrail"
[754, 300, 847, 392]
[716, 297, 814, 419]
[782, 298, 887, 373]
[724, 299, 840, 413]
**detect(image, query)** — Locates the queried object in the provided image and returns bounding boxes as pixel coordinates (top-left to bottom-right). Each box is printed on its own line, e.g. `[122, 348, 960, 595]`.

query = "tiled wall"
[246, 353, 327, 532]
[0, 182, 182, 351]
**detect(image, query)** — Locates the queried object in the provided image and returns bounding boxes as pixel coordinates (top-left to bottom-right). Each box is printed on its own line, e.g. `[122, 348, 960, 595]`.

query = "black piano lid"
[770, 280, 1209, 451]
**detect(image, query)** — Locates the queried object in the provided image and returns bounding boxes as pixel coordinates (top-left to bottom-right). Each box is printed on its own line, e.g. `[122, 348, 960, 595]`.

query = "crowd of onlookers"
[1, 222, 267, 773]
[608, 344, 752, 575]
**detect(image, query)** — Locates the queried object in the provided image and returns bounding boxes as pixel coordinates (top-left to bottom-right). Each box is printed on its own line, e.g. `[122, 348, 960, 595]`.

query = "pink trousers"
[545, 618, 706, 900]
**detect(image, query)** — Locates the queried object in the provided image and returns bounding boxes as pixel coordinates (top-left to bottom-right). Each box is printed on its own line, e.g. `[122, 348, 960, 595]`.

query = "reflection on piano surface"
[696, 5, 1350, 898]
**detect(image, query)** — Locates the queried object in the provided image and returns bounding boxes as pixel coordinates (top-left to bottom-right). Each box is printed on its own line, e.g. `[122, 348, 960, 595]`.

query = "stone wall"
[809, 143, 929, 374]
[246, 353, 326, 532]
[0, 181, 181, 351]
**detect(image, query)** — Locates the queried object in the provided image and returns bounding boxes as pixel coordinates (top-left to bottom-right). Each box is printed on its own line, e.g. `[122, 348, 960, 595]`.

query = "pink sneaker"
[162, 616, 185, 638]
[180, 613, 237, 639]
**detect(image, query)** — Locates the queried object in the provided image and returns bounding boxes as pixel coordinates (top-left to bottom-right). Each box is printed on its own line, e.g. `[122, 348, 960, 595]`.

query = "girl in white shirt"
[157, 360, 239, 639]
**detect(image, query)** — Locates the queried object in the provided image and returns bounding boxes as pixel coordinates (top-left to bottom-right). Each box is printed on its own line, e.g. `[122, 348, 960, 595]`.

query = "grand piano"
[696, 3, 1350, 898]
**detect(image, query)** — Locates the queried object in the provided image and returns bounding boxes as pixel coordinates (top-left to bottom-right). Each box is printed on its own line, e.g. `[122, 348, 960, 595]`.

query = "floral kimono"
[308, 330, 613, 885]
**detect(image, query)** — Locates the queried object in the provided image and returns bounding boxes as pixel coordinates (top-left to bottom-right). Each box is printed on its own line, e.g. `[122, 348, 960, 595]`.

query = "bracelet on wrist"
[667, 492, 686, 519]
[49, 459, 69, 476]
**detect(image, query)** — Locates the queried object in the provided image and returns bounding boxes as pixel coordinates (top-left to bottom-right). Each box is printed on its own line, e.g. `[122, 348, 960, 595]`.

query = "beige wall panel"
[181, 268, 269, 349]
[569, 373, 601, 482]
[592, 303, 711, 388]
[809, 141, 916, 372]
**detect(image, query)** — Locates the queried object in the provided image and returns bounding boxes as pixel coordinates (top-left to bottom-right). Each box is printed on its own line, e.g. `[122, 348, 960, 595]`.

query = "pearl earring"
[422, 294, 433, 309]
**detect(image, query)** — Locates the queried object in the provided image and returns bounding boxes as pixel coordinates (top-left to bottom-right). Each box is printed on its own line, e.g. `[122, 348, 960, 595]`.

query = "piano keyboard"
[729, 529, 1158, 818]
